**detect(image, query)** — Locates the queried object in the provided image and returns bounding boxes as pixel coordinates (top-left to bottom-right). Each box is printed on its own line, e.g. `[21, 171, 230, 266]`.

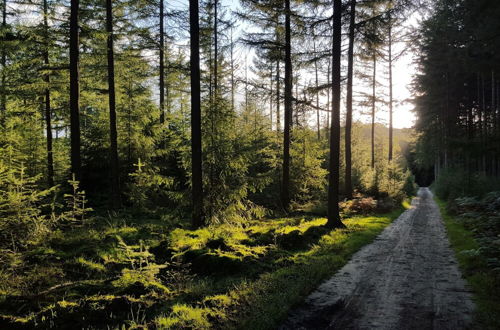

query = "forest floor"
[280, 188, 475, 330]
[0, 199, 408, 329]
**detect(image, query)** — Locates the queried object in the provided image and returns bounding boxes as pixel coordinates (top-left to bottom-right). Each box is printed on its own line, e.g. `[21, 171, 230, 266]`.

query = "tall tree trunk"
[270, 65, 273, 129]
[214, 0, 218, 94]
[371, 54, 376, 169]
[230, 26, 235, 112]
[326, 0, 344, 229]
[388, 15, 393, 162]
[0, 0, 6, 129]
[282, 0, 292, 211]
[189, 0, 203, 228]
[345, 0, 356, 199]
[69, 0, 82, 181]
[43, 0, 54, 187]
[326, 60, 330, 139]
[159, 0, 165, 123]
[276, 60, 280, 132]
[106, 0, 120, 208]
[245, 60, 248, 111]
[313, 31, 320, 140]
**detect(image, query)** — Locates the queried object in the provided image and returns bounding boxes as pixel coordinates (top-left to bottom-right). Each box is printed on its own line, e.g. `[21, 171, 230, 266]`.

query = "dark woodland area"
[0, 0, 499, 328]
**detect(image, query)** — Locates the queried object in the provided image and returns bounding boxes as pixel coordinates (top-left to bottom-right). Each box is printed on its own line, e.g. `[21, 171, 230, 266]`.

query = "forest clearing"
[1, 0, 500, 329]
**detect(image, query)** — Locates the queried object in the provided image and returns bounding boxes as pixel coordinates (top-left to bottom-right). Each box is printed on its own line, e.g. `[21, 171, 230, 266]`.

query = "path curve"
[280, 188, 474, 330]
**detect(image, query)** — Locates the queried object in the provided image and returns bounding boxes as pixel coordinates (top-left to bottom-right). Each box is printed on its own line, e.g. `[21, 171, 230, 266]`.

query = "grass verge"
[436, 198, 500, 330]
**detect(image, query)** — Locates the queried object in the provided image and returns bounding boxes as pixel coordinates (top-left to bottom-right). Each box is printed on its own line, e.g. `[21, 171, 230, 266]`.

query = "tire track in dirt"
[280, 188, 474, 330]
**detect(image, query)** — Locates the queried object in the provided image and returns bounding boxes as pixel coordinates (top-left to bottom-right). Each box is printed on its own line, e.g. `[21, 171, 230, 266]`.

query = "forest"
[0, 0, 499, 329]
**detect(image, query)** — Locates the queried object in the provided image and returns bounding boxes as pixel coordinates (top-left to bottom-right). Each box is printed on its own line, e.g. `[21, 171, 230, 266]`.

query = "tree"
[387, 0, 394, 162]
[1, 0, 6, 128]
[42, 0, 54, 187]
[282, 0, 292, 211]
[190, 0, 203, 228]
[69, 0, 82, 181]
[345, 0, 356, 199]
[159, 0, 165, 124]
[326, 0, 344, 229]
[106, 0, 121, 208]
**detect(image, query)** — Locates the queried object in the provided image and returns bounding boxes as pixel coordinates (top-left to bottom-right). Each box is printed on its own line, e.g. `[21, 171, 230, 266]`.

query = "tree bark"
[371, 54, 376, 169]
[214, 0, 218, 94]
[189, 0, 204, 228]
[69, 0, 82, 181]
[159, 0, 165, 123]
[326, 60, 330, 139]
[282, 0, 292, 211]
[388, 14, 393, 162]
[326, 0, 344, 229]
[270, 65, 273, 129]
[106, 0, 120, 208]
[276, 60, 281, 132]
[43, 0, 54, 187]
[1, 0, 6, 129]
[345, 0, 356, 199]
[313, 29, 320, 140]
[230, 26, 235, 112]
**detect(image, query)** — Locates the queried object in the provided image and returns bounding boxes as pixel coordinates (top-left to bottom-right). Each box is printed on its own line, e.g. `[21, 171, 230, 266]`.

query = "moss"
[156, 304, 212, 329]
[75, 257, 106, 272]
[112, 267, 170, 295]
[1, 206, 406, 329]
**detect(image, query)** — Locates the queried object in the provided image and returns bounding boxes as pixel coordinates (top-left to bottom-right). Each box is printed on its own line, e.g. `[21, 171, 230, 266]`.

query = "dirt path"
[280, 188, 475, 330]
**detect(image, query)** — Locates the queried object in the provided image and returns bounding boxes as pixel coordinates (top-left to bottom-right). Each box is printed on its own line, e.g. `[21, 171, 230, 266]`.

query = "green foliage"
[0, 202, 405, 329]
[60, 174, 92, 223]
[437, 197, 500, 329]
[126, 158, 176, 212]
[290, 128, 327, 204]
[433, 168, 500, 201]
[0, 150, 55, 249]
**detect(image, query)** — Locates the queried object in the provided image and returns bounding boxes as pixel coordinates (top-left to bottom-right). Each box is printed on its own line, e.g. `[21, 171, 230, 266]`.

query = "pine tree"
[105, 0, 121, 208]
[326, 0, 344, 229]
[69, 0, 82, 181]
[190, 0, 204, 228]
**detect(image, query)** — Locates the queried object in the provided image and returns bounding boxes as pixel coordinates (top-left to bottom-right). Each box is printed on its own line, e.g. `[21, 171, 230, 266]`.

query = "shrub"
[0, 156, 55, 249]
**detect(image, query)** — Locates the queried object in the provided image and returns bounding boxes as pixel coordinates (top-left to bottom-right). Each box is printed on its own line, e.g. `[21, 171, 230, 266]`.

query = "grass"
[0, 204, 408, 329]
[436, 198, 500, 330]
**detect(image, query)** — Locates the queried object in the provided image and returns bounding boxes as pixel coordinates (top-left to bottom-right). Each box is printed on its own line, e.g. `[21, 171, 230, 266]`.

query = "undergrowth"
[437, 196, 500, 330]
[0, 204, 407, 329]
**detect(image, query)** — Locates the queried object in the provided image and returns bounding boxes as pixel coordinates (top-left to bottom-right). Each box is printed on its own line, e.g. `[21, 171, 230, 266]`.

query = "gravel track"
[280, 188, 475, 330]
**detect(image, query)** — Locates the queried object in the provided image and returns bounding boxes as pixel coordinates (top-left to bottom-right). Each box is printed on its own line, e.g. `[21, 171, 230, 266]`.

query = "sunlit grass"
[0, 205, 406, 329]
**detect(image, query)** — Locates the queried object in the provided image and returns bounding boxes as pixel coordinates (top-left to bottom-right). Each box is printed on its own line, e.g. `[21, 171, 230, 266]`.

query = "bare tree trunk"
[326, 61, 330, 139]
[214, 0, 218, 94]
[106, 0, 120, 208]
[276, 60, 281, 132]
[371, 54, 376, 169]
[159, 0, 165, 123]
[230, 26, 235, 112]
[43, 0, 54, 187]
[313, 30, 320, 140]
[282, 0, 292, 211]
[326, 0, 344, 229]
[270, 65, 273, 129]
[189, 0, 204, 228]
[70, 0, 82, 181]
[345, 0, 356, 199]
[388, 15, 393, 162]
[1, 0, 6, 129]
